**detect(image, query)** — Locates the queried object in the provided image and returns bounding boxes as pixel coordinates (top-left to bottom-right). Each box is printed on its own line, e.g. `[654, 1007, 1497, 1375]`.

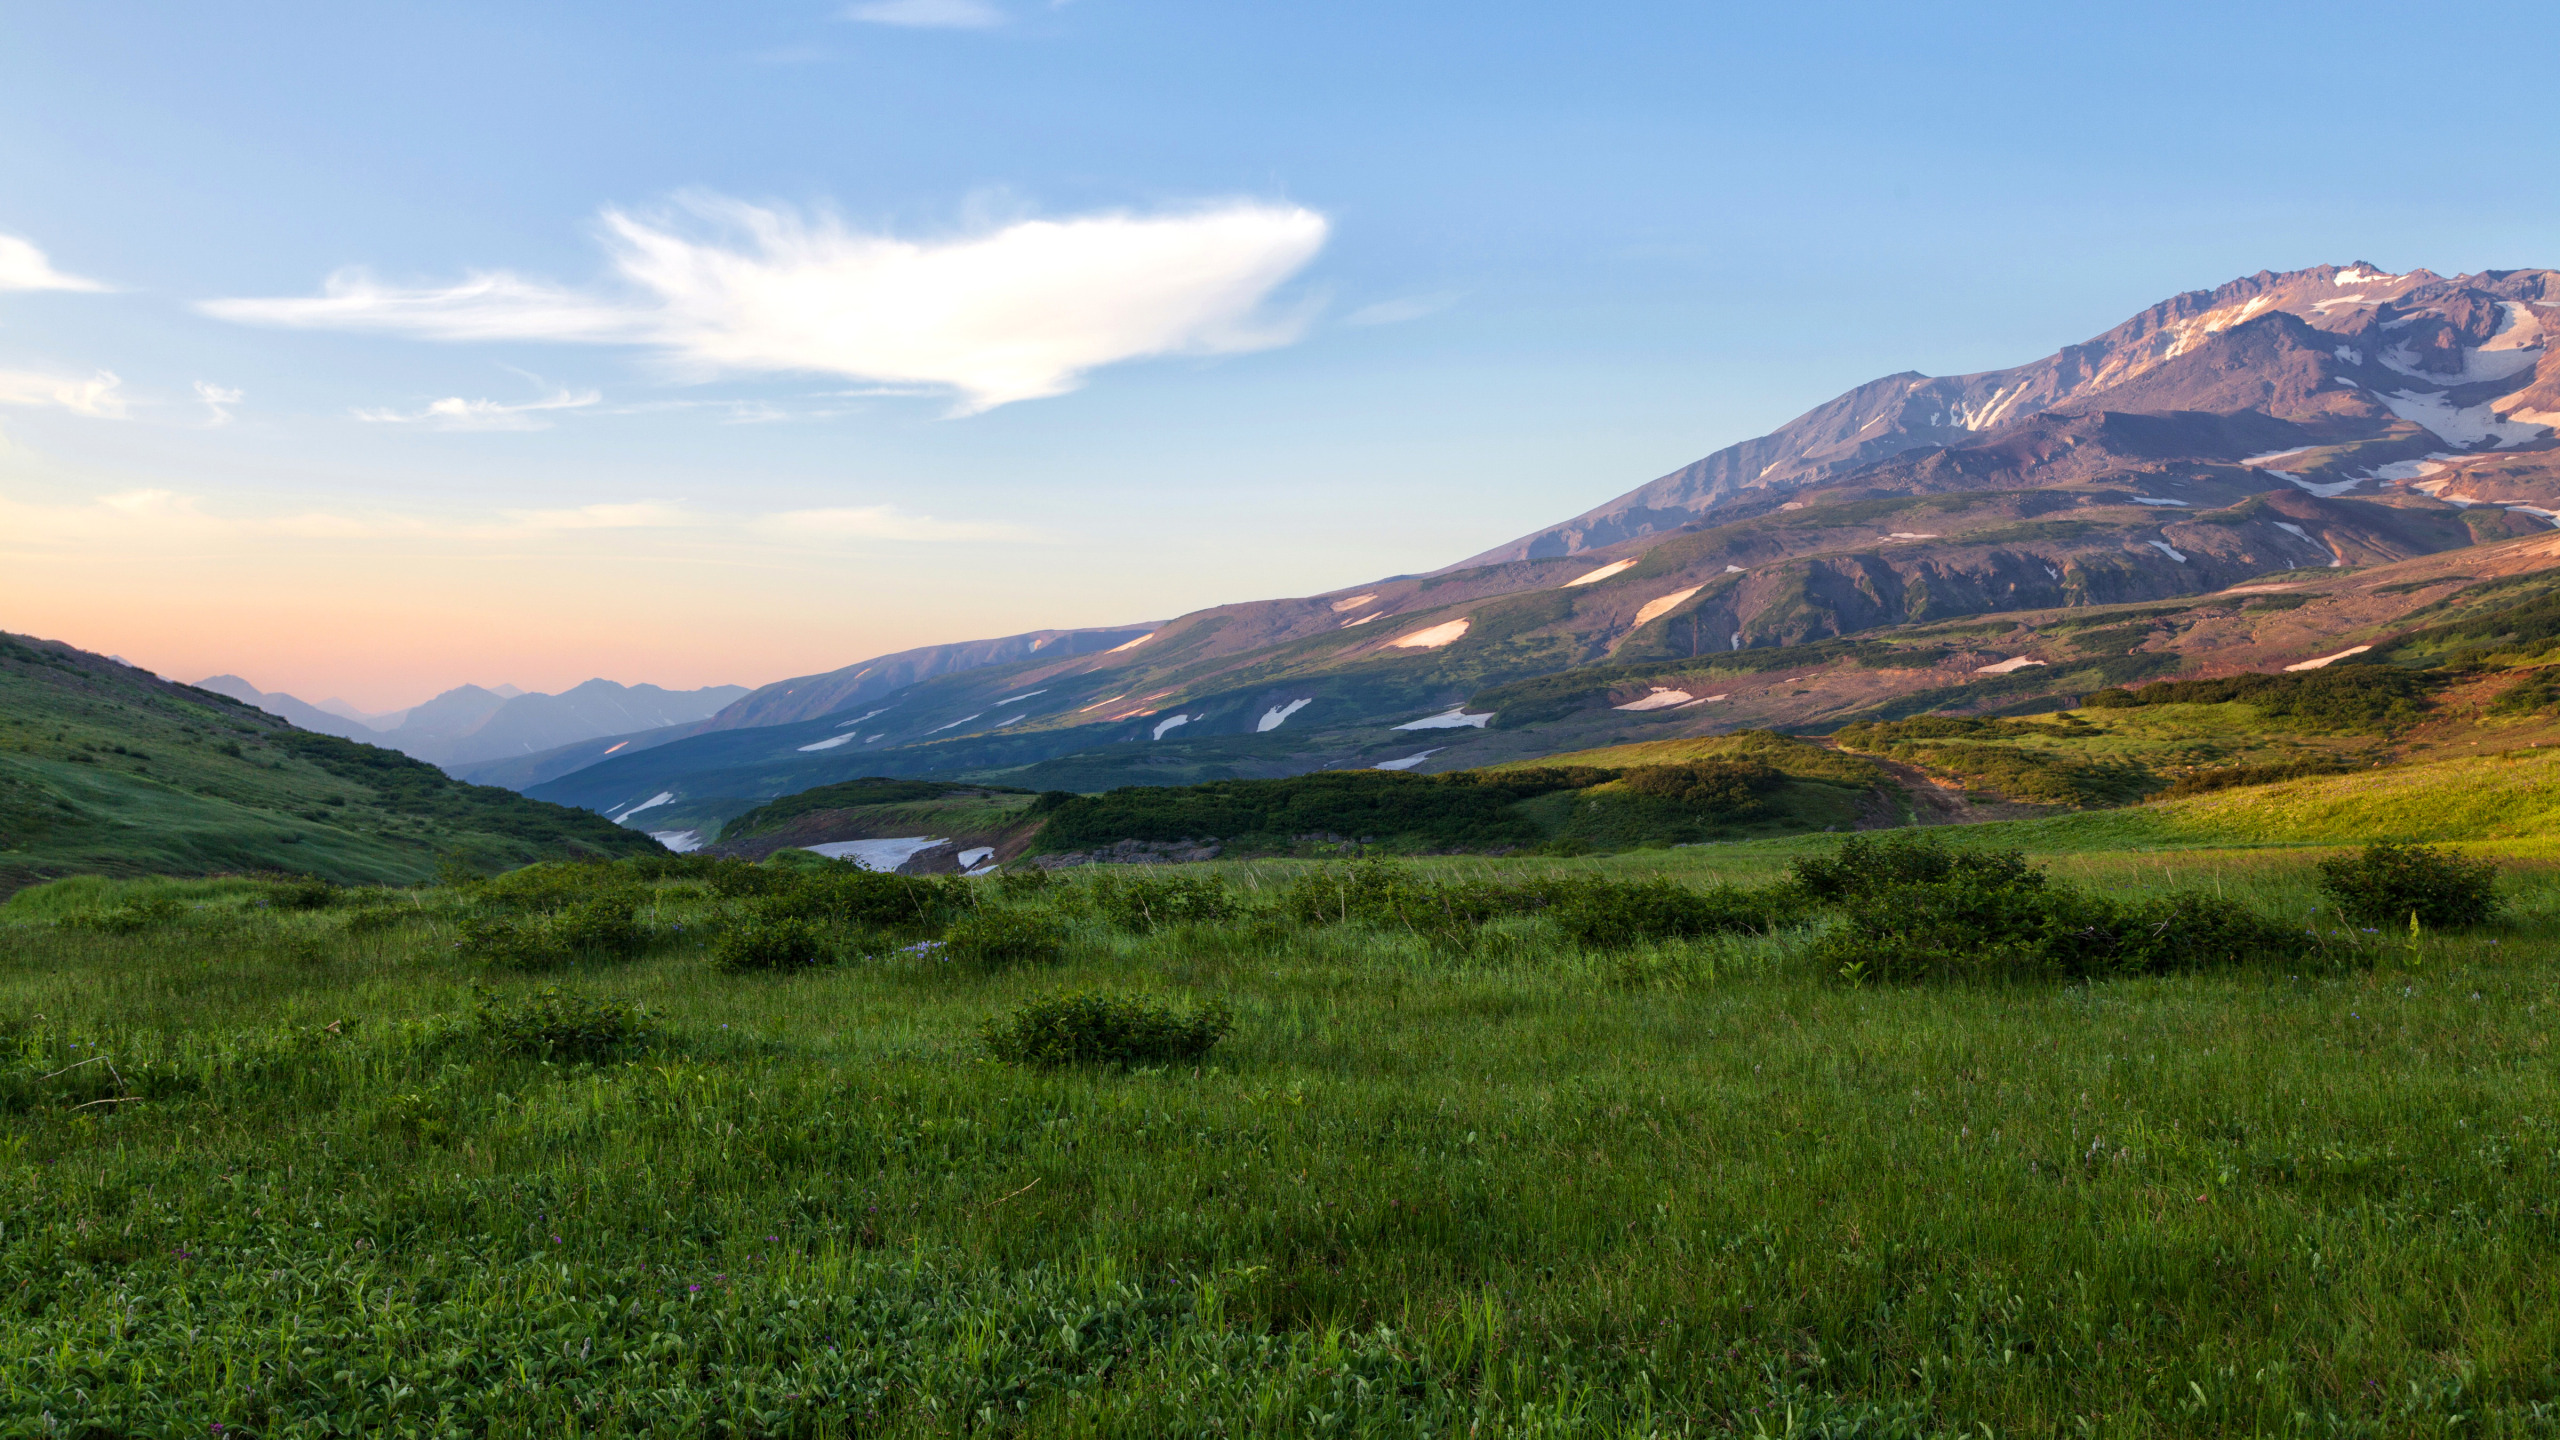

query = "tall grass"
[0, 844, 2554, 1435]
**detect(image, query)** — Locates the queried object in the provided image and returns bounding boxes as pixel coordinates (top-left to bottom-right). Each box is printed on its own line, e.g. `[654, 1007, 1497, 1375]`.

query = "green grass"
[2, 832, 2556, 1435]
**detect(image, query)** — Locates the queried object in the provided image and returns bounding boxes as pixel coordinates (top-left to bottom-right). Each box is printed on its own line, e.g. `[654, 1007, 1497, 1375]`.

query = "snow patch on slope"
[1394, 708, 1493, 730]
[1389, 619, 1470, 649]
[2284, 646, 2372, 672]
[1566, 559, 1636, 587]
[1256, 698, 1312, 732]
[1150, 714, 1191, 740]
[1633, 587, 1705, 626]
[1613, 688, 1695, 711]
[797, 732, 860, 752]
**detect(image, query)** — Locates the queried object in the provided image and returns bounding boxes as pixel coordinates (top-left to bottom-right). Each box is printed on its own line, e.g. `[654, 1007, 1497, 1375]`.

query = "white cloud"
[761, 503, 1031, 542]
[0, 235, 108, 292]
[0, 368, 127, 418]
[353, 388, 601, 431]
[1346, 291, 1462, 326]
[203, 195, 1330, 412]
[844, 0, 1005, 27]
[194, 381, 243, 425]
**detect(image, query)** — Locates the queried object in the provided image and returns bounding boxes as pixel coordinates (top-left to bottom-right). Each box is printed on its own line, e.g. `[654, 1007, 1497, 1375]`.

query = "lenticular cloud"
[202, 196, 1330, 411]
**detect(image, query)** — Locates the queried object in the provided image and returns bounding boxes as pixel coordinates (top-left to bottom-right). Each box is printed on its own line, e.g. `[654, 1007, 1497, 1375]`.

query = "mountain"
[4, 633, 661, 894]
[1464, 262, 2558, 562]
[194, 675, 389, 742]
[382, 679, 751, 768]
[202, 675, 752, 771]
[514, 261, 2560, 831]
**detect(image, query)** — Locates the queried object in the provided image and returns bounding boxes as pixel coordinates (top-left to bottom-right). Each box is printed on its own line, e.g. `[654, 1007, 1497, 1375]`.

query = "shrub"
[714, 916, 834, 972]
[459, 896, 647, 970]
[1086, 872, 1240, 932]
[1787, 831, 2042, 903]
[1546, 877, 1793, 949]
[1619, 760, 1778, 811]
[996, 867, 1054, 897]
[267, 875, 340, 910]
[474, 861, 631, 913]
[762, 870, 960, 931]
[59, 894, 185, 934]
[2157, 758, 2357, 799]
[2315, 843, 2501, 928]
[982, 991, 1234, 1068]
[472, 986, 658, 1061]
[1278, 859, 1535, 945]
[703, 859, 784, 899]
[1809, 873, 2312, 984]
[943, 908, 1068, 967]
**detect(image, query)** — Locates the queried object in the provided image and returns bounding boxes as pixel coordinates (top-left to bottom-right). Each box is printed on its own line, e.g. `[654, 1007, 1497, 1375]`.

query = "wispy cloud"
[0, 235, 109, 293]
[502, 501, 690, 531]
[203, 195, 1330, 412]
[0, 369, 127, 418]
[353, 388, 601, 431]
[843, 0, 1005, 28]
[1346, 290, 1462, 326]
[194, 381, 243, 425]
[760, 503, 1032, 542]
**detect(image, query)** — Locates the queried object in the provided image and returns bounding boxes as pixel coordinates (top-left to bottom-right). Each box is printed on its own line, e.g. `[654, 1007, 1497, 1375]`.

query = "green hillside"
[0, 631, 662, 894]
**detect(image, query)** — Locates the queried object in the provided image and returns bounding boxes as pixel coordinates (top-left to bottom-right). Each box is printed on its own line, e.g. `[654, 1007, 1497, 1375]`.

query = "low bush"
[982, 991, 1234, 1068]
[1085, 872, 1240, 932]
[266, 875, 341, 911]
[713, 916, 834, 972]
[1787, 831, 2041, 902]
[703, 859, 785, 899]
[458, 896, 647, 970]
[471, 986, 659, 1061]
[1547, 877, 1793, 949]
[1809, 873, 2312, 983]
[58, 894, 186, 934]
[2080, 668, 2434, 732]
[2157, 758, 2357, 798]
[1279, 859, 1537, 944]
[942, 908, 1068, 967]
[2316, 842, 2502, 929]
[762, 870, 961, 931]
[1619, 760, 1779, 812]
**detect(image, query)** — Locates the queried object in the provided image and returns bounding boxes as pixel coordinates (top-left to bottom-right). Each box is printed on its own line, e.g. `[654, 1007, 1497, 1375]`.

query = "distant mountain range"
[502, 261, 2560, 835]
[196, 676, 749, 770]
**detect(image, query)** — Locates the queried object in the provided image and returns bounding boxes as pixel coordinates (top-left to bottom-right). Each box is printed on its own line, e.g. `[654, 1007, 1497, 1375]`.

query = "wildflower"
[689, 1283, 702, 1292]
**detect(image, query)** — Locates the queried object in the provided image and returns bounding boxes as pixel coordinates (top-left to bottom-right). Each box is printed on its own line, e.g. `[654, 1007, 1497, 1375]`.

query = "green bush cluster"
[1082, 871, 1240, 931]
[2082, 668, 2434, 732]
[981, 991, 1233, 1068]
[470, 985, 658, 1060]
[57, 894, 185, 933]
[713, 916, 834, 972]
[758, 868, 963, 930]
[941, 908, 1069, 967]
[1277, 858, 1786, 950]
[1795, 833, 2311, 983]
[2157, 757, 2357, 799]
[265, 874, 341, 910]
[1033, 768, 1617, 854]
[1619, 759, 1779, 812]
[457, 896, 647, 970]
[2315, 842, 2502, 929]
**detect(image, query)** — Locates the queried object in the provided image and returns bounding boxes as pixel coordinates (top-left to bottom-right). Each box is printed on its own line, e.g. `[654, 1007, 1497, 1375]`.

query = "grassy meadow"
[3, 802, 2558, 1437]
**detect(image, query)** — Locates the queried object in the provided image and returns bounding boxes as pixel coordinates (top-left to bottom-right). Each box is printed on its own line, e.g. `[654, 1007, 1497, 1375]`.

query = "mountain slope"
[1464, 263, 2559, 562]
[519, 261, 2560, 827]
[3, 633, 661, 894]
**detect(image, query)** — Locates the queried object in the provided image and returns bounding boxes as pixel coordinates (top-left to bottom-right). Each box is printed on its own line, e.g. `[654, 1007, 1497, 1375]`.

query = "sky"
[3, 0, 2554, 710]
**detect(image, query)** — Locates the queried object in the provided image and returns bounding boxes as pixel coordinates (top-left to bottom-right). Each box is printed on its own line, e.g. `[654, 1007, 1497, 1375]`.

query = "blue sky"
[2, 0, 2552, 706]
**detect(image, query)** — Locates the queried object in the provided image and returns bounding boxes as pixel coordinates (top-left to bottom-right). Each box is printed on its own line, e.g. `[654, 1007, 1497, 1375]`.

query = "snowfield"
[806, 838, 948, 871]
[1393, 708, 1493, 730]
[1256, 698, 1313, 732]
